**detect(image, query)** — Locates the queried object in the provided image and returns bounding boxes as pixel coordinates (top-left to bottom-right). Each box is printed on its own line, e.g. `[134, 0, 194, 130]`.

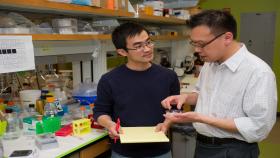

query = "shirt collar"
[221, 44, 247, 72]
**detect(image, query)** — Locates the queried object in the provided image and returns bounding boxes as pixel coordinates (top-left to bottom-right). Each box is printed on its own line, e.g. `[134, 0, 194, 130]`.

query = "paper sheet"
[119, 127, 169, 144]
[0, 36, 35, 73]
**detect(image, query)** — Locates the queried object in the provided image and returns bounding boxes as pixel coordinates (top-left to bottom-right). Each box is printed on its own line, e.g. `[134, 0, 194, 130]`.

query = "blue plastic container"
[72, 79, 97, 105]
[73, 95, 97, 105]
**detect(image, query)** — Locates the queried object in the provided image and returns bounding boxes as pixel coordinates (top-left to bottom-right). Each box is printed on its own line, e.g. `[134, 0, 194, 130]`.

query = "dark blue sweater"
[94, 64, 180, 157]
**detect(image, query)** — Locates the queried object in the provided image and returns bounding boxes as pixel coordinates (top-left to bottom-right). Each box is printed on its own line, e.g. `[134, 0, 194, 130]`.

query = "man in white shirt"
[161, 10, 277, 158]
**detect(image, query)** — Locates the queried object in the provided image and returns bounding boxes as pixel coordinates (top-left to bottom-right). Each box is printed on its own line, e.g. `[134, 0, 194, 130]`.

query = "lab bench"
[3, 129, 109, 158]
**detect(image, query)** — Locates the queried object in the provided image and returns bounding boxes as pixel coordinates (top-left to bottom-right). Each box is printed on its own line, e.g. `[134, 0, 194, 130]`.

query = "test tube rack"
[72, 118, 91, 136]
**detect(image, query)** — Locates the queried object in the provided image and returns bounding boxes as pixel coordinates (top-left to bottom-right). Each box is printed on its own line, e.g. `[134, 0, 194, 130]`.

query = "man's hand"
[161, 94, 188, 110]
[155, 118, 173, 134]
[164, 112, 238, 133]
[107, 121, 123, 140]
[97, 115, 123, 140]
[163, 111, 201, 123]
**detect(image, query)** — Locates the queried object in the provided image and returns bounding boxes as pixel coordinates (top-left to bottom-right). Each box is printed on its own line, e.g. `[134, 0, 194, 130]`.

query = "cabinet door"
[80, 138, 110, 158]
[240, 12, 276, 67]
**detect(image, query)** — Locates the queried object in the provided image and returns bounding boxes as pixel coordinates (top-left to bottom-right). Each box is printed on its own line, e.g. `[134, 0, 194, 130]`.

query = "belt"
[196, 133, 247, 145]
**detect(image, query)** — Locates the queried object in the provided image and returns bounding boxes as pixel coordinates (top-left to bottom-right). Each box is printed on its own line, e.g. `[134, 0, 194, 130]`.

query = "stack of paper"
[119, 127, 169, 144]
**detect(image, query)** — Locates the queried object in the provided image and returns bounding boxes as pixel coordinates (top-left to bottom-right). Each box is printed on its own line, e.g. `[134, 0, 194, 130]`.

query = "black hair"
[188, 10, 237, 39]
[112, 22, 150, 51]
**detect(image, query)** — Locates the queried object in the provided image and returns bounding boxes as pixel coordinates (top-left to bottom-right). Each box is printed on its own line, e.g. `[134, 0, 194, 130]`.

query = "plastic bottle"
[85, 105, 92, 118]
[18, 107, 30, 132]
[36, 98, 45, 115]
[28, 104, 38, 115]
[44, 97, 56, 117]
[89, 103, 94, 115]
[80, 106, 86, 118]
[5, 101, 20, 114]
[61, 105, 73, 126]
[3, 110, 20, 140]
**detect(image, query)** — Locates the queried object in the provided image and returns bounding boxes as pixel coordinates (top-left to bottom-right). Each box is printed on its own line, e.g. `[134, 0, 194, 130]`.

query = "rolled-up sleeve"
[234, 71, 277, 142]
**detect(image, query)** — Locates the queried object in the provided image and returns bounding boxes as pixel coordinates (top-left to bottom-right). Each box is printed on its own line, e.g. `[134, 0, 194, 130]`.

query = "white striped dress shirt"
[193, 44, 277, 143]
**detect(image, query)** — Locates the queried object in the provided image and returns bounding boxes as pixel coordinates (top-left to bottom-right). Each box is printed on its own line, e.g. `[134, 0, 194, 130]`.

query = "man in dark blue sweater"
[93, 22, 180, 158]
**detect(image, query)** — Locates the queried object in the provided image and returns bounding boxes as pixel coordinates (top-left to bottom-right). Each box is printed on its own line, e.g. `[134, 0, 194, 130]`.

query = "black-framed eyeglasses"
[126, 40, 154, 52]
[189, 32, 226, 48]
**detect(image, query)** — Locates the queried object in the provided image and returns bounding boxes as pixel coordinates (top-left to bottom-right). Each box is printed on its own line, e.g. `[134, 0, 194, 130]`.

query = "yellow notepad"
[119, 126, 169, 144]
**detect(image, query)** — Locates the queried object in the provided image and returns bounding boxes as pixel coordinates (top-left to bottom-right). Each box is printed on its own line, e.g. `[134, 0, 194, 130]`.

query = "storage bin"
[52, 18, 77, 27]
[72, 79, 97, 104]
[53, 26, 78, 34]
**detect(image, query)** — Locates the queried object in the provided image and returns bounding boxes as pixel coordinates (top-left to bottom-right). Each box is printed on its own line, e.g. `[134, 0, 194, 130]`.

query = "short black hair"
[188, 10, 237, 39]
[112, 22, 149, 51]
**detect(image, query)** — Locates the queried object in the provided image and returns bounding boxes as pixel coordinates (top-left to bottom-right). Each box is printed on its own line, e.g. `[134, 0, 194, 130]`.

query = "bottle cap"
[36, 115, 43, 121]
[29, 104, 35, 108]
[46, 97, 55, 103]
[5, 109, 13, 113]
[80, 106, 86, 111]
[89, 104, 94, 108]
[7, 101, 14, 106]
